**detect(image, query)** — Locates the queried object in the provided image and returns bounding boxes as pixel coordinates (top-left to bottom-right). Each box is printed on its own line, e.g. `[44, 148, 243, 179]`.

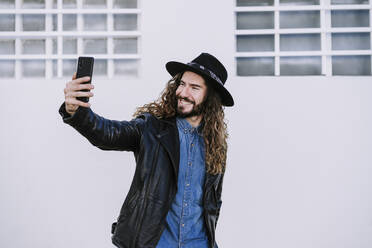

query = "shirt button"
[191, 143, 194, 147]
[186, 183, 190, 186]
[182, 223, 185, 227]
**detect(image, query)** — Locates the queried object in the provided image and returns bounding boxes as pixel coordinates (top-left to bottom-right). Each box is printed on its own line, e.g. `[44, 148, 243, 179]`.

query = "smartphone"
[76, 56, 94, 103]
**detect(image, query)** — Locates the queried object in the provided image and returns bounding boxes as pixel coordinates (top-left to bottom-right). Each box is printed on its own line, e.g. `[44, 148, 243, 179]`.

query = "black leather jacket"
[59, 103, 224, 248]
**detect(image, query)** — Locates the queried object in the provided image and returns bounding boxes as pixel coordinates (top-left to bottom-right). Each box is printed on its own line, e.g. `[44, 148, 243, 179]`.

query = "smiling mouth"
[178, 97, 194, 105]
[179, 99, 191, 105]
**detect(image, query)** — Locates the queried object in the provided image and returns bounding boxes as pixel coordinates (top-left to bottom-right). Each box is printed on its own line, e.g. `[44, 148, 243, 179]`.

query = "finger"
[72, 76, 91, 85]
[68, 91, 94, 98]
[72, 72, 77, 80]
[77, 83, 94, 90]
[66, 98, 91, 108]
[68, 83, 93, 93]
[65, 91, 93, 99]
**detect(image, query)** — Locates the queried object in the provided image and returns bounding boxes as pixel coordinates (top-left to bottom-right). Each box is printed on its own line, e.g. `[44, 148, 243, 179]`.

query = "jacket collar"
[155, 116, 180, 181]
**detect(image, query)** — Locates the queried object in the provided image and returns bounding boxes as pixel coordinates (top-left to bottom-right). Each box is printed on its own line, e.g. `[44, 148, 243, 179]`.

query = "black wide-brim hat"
[166, 53, 234, 107]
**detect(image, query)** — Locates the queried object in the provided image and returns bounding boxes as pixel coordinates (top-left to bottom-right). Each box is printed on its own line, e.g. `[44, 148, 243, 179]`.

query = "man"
[59, 53, 234, 248]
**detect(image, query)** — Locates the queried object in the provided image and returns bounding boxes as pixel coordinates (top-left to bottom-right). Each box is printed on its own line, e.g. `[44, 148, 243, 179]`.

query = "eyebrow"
[180, 80, 203, 88]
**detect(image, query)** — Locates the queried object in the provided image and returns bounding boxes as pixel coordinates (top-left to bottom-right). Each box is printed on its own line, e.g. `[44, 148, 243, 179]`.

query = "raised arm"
[59, 103, 146, 152]
[59, 73, 146, 152]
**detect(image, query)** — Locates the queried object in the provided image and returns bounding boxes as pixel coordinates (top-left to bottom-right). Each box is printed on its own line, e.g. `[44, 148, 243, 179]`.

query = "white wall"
[1, 0, 372, 247]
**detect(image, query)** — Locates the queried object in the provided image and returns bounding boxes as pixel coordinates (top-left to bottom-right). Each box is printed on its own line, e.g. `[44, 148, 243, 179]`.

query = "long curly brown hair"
[133, 72, 228, 175]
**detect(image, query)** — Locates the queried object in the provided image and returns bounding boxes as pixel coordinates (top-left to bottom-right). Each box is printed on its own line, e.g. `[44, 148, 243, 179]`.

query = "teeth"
[179, 99, 192, 105]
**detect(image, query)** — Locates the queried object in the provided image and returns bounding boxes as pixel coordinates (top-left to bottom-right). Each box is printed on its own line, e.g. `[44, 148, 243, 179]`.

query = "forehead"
[180, 71, 206, 87]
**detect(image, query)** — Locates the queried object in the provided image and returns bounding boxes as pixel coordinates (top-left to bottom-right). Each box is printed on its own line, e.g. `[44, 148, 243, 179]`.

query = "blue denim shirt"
[156, 117, 209, 248]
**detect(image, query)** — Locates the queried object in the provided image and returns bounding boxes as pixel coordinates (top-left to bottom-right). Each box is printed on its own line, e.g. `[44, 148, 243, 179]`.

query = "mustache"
[177, 96, 195, 105]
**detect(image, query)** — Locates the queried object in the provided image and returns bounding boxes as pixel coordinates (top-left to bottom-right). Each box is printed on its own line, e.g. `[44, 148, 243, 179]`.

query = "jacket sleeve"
[215, 173, 224, 227]
[58, 102, 146, 152]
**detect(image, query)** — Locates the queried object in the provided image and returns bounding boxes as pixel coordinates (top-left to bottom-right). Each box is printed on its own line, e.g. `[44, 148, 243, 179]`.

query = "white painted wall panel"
[1, 0, 372, 248]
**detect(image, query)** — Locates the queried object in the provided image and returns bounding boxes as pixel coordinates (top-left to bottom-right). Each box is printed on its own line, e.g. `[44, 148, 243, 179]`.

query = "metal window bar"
[0, 0, 141, 79]
[235, 0, 372, 76]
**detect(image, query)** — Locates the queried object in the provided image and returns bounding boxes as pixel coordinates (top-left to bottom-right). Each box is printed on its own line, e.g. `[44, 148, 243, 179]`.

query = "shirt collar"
[176, 117, 203, 136]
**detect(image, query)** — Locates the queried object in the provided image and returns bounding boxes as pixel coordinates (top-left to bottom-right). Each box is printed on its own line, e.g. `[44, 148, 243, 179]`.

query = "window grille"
[235, 0, 372, 76]
[0, 0, 141, 79]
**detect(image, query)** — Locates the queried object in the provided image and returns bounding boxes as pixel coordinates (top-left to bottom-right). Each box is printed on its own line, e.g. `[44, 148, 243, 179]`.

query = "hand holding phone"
[63, 57, 95, 116]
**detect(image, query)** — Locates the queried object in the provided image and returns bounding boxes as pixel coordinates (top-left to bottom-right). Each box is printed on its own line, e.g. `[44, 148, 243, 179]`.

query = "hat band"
[188, 62, 223, 85]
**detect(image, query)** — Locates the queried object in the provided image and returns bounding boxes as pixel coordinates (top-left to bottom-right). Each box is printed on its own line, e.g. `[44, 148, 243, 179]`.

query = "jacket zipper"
[132, 142, 160, 247]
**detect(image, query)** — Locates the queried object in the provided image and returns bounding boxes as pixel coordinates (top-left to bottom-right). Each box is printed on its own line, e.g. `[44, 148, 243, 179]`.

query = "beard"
[176, 97, 205, 118]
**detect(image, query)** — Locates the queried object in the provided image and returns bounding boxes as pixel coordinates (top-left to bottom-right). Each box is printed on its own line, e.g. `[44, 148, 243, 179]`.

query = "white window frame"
[0, 0, 141, 79]
[234, 0, 372, 76]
